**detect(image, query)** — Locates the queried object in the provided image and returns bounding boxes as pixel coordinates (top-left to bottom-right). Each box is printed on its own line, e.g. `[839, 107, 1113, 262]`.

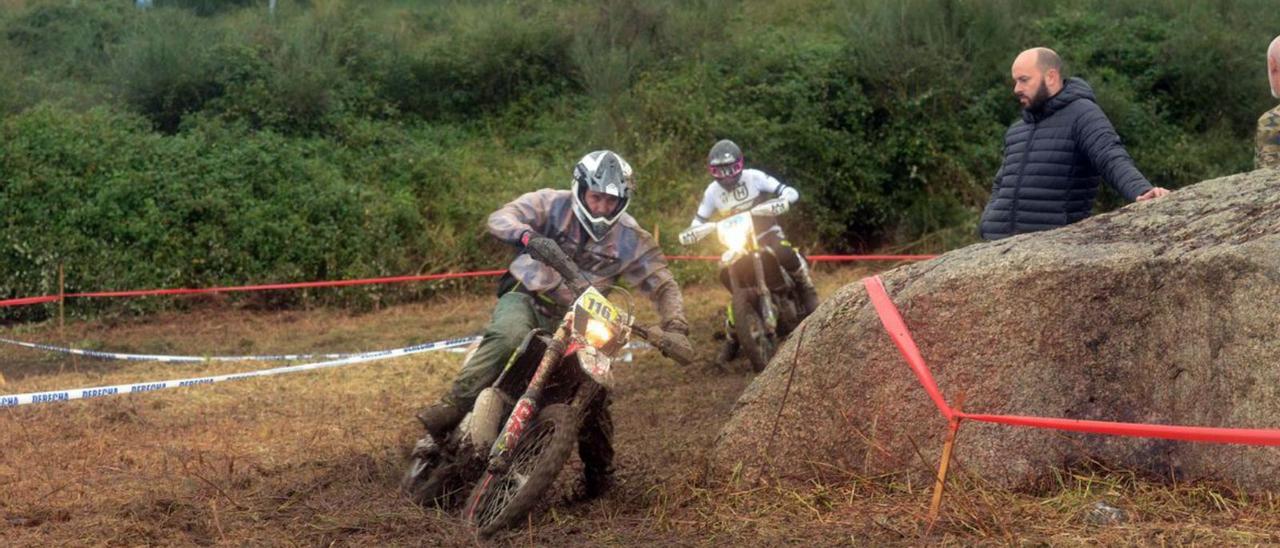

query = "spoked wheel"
[733, 291, 776, 373]
[465, 403, 579, 538]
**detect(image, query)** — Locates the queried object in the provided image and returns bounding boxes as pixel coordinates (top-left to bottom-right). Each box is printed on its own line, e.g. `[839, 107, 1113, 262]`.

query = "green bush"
[107, 9, 231, 132]
[373, 4, 576, 122]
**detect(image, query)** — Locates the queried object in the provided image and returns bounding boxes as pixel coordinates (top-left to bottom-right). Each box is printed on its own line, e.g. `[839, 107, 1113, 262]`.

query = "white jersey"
[691, 169, 799, 237]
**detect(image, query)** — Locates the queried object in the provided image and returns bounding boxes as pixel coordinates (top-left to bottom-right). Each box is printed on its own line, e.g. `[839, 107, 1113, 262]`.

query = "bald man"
[1257, 35, 1280, 170]
[979, 48, 1169, 241]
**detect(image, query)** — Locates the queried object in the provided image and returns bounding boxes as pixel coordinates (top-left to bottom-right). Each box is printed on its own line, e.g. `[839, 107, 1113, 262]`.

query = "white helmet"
[571, 150, 633, 241]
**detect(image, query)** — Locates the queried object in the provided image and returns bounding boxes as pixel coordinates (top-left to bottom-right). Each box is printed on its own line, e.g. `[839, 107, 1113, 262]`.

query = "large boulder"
[714, 169, 1280, 490]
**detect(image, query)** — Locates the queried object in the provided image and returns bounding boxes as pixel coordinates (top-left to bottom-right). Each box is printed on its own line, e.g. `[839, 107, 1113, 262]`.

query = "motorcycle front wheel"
[465, 403, 579, 538]
[733, 290, 776, 373]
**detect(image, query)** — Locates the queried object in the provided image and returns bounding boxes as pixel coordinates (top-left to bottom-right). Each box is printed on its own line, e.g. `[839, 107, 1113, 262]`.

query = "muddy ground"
[2, 265, 1277, 546]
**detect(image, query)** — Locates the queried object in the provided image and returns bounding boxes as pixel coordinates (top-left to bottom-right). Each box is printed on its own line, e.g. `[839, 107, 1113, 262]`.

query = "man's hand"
[523, 235, 591, 295]
[643, 326, 693, 366]
[659, 330, 694, 366]
[524, 234, 565, 265]
[1136, 187, 1170, 201]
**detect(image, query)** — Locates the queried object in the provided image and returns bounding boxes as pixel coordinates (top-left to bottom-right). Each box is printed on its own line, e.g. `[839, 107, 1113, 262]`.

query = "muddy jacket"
[1257, 104, 1280, 170]
[488, 189, 688, 333]
[979, 78, 1154, 240]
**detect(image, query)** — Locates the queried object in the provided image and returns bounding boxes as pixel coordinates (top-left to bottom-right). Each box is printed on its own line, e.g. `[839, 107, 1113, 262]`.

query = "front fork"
[484, 319, 571, 475]
[751, 252, 777, 332]
[724, 252, 777, 333]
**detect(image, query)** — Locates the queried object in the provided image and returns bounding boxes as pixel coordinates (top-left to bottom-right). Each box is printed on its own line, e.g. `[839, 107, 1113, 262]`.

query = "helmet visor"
[708, 159, 743, 180]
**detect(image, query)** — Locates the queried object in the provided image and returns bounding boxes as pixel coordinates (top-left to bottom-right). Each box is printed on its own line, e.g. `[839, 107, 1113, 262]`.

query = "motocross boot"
[575, 396, 616, 501]
[580, 468, 616, 500]
[416, 401, 464, 442]
[790, 260, 820, 316]
[718, 336, 739, 365]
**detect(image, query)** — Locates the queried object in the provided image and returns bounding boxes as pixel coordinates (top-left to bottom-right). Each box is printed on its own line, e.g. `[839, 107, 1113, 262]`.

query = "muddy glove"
[523, 234, 590, 294]
[644, 325, 694, 366]
[660, 317, 689, 337]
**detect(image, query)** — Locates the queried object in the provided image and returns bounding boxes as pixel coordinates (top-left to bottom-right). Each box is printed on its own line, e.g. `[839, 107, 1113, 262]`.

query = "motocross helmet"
[571, 150, 633, 241]
[707, 139, 744, 190]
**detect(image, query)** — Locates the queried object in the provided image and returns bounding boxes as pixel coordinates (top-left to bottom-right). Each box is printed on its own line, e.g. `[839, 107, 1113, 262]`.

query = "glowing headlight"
[718, 221, 751, 252]
[584, 319, 614, 348]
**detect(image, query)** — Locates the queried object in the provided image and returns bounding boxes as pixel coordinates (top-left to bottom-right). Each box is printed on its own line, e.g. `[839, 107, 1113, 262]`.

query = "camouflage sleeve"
[1256, 106, 1280, 170]
[623, 236, 688, 334]
[488, 189, 553, 246]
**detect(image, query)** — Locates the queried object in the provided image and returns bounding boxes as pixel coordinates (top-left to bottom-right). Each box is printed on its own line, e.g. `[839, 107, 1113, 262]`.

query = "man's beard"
[1019, 80, 1052, 110]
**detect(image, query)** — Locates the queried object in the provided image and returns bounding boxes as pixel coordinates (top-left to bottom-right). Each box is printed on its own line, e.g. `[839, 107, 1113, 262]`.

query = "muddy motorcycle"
[400, 238, 692, 538]
[678, 198, 804, 372]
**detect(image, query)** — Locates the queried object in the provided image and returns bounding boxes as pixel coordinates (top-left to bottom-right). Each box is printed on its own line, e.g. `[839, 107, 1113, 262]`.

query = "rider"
[417, 150, 691, 499]
[689, 139, 819, 363]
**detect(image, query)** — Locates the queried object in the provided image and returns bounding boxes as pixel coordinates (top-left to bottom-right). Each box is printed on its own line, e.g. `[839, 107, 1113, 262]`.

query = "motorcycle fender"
[576, 347, 615, 389]
[461, 387, 513, 455]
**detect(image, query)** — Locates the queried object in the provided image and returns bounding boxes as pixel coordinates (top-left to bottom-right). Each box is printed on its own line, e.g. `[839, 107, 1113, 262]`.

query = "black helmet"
[707, 139, 744, 189]
[571, 150, 633, 241]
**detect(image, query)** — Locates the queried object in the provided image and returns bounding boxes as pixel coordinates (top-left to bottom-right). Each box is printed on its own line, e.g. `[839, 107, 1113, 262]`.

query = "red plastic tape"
[863, 276, 955, 419]
[863, 274, 1280, 446]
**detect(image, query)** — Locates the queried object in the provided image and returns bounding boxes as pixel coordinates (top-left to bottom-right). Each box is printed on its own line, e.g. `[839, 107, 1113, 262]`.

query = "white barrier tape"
[0, 336, 481, 364]
[0, 336, 481, 408]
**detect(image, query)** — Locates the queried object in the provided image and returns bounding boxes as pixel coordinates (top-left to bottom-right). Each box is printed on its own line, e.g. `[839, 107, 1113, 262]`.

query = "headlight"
[584, 319, 614, 348]
[718, 221, 751, 252]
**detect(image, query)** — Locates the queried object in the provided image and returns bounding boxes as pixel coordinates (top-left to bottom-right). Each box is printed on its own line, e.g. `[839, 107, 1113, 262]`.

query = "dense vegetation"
[3, 0, 1277, 318]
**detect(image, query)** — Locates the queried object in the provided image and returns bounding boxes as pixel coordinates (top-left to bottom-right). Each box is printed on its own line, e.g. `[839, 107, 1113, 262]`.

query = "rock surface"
[713, 169, 1280, 490]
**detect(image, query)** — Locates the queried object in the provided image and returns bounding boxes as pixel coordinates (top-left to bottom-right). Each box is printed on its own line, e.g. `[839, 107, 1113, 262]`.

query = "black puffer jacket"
[979, 78, 1152, 240]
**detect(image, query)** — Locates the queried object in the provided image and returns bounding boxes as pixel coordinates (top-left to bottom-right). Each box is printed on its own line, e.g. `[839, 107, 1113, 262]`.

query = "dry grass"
[2, 264, 1278, 546]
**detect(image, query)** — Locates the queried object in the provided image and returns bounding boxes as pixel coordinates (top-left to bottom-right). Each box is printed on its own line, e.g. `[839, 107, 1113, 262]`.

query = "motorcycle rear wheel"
[465, 403, 580, 538]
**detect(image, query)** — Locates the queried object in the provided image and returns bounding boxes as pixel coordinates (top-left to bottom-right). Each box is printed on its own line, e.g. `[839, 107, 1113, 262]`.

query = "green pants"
[445, 291, 557, 411]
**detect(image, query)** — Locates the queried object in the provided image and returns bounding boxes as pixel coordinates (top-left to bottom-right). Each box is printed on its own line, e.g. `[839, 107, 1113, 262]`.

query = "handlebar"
[677, 198, 791, 246]
[524, 236, 693, 366]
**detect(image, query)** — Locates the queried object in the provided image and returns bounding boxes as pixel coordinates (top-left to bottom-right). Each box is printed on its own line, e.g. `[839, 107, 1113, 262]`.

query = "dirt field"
[3, 265, 1278, 546]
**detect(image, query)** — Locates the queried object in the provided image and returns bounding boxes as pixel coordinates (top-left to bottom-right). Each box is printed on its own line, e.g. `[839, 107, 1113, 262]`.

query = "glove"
[523, 233, 562, 265]
[660, 317, 689, 336]
[523, 235, 589, 295]
[655, 328, 694, 366]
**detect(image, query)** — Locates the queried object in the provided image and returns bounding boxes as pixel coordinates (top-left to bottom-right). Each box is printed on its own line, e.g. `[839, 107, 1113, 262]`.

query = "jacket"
[488, 189, 688, 333]
[979, 78, 1153, 240]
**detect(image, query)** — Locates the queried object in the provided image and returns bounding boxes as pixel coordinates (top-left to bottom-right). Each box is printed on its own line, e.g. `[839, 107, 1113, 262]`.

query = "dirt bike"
[678, 198, 804, 372]
[400, 237, 693, 538]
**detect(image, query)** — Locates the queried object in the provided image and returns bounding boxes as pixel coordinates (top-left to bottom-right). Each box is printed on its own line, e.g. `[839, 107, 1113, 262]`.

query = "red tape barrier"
[862, 275, 1280, 446]
[1, 254, 935, 309]
[666, 254, 938, 262]
[0, 295, 61, 308]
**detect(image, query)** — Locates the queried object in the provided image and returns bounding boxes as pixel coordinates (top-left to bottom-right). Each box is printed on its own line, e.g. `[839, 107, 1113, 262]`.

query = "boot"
[717, 334, 739, 365]
[791, 261, 820, 316]
[575, 466, 615, 501]
[416, 401, 464, 442]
